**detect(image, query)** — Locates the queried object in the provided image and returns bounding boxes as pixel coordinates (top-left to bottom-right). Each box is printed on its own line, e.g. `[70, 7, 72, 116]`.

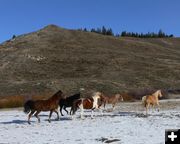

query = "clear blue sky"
[0, 0, 179, 43]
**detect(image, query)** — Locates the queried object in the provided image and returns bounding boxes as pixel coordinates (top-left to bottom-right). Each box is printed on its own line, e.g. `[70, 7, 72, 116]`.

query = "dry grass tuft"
[0, 93, 52, 109]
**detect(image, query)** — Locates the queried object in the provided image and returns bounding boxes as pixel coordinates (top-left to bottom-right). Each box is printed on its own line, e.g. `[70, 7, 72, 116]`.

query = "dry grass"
[0, 93, 52, 109]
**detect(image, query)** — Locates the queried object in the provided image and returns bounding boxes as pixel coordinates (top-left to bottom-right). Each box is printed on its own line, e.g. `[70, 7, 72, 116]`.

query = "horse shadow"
[101, 111, 137, 118]
[0, 120, 28, 125]
[0, 116, 72, 125]
[80, 111, 148, 118]
[43, 117, 73, 122]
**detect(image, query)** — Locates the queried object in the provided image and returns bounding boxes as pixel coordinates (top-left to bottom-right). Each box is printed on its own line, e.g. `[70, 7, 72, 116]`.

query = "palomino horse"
[24, 90, 64, 124]
[59, 92, 81, 116]
[142, 90, 163, 115]
[102, 94, 123, 110]
[72, 92, 104, 119]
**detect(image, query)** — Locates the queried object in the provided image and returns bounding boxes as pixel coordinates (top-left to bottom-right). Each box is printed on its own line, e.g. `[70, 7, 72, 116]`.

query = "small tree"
[12, 35, 16, 39]
[83, 28, 88, 32]
[106, 28, 114, 36]
[158, 29, 165, 38]
[102, 26, 107, 35]
[121, 31, 127, 37]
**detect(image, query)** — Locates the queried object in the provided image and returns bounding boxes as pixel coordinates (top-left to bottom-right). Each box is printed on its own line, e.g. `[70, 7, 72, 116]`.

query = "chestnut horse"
[142, 90, 163, 115]
[72, 92, 104, 119]
[102, 94, 123, 110]
[24, 90, 64, 124]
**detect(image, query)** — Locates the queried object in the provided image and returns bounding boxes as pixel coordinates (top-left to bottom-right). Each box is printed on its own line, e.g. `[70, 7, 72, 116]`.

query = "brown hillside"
[0, 24, 180, 97]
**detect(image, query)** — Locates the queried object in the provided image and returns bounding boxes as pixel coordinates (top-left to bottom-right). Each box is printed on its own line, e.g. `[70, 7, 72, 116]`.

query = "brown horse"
[142, 90, 163, 115]
[72, 92, 104, 119]
[102, 94, 123, 110]
[24, 90, 64, 124]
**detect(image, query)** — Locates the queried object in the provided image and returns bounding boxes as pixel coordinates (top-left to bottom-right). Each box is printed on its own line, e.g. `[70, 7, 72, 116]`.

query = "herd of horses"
[24, 89, 163, 124]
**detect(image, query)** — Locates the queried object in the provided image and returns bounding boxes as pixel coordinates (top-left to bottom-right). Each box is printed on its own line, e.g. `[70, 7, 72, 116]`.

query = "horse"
[24, 90, 64, 124]
[72, 92, 104, 119]
[102, 94, 123, 110]
[59, 92, 80, 116]
[142, 90, 163, 115]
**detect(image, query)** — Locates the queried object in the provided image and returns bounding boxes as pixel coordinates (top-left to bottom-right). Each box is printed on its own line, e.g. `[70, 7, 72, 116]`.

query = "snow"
[0, 101, 180, 144]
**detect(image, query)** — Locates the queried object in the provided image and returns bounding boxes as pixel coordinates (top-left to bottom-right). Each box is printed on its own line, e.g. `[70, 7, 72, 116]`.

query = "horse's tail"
[23, 100, 35, 113]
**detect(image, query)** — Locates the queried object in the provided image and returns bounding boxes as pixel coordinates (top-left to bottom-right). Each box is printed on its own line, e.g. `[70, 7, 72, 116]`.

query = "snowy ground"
[0, 99, 180, 144]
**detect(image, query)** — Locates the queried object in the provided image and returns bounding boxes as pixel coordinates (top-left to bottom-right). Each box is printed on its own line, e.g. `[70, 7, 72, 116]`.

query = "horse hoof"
[28, 121, 31, 125]
[48, 120, 51, 123]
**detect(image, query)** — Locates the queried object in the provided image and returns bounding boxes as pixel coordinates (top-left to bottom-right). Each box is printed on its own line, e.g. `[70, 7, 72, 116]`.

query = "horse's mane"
[92, 92, 102, 97]
[152, 90, 161, 97]
[53, 90, 62, 96]
[50, 90, 63, 100]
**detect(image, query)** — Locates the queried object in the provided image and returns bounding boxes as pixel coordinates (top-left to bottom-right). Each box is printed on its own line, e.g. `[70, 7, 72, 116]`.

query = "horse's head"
[93, 92, 106, 107]
[97, 92, 106, 101]
[116, 94, 124, 101]
[158, 90, 163, 98]
[53, 90, 65, 100]
[153, 90, 163, 98]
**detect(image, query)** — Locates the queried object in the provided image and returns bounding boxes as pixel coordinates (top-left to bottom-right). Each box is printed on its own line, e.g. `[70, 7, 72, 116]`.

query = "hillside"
[0, 24, 180, 97]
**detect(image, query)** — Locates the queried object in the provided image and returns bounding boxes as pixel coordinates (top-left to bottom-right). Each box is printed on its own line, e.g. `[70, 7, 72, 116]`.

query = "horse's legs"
[34, 111, 41, 123]
[104, 101, 106, 109]
[63, 106, 69, 115]
[99, 107, 103, 116]
[152, 105, 155, 113]
[48, 110, 53, 123]
[146, 103, 150, 115]
[91, 108, 95, 119]
[54, 109, 60, 120]
[70, 107, 73, 115]
[156, 102, 160, 112]
[79, 103, 84, 119]
[28, 111, 35, 124]
[91, 110, 94, 119]
[112, 103, 116, 110]
[60, 106, 64, 116]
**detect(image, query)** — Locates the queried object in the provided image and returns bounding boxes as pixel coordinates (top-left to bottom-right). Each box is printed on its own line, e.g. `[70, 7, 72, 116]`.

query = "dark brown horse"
[24, 90, 64, 124]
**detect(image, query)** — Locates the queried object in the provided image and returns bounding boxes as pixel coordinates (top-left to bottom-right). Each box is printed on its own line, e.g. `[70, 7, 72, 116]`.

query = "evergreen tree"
[83, 28, 88, 32]
[158, 29, 165, 38]
[12, 35, 16, 39]
[102, 26, 107, 35]
[121, 31, 127, 37]
[96, 28, 102, 34]
[91, 28, 96, 33]
[106, 28, 113, 36]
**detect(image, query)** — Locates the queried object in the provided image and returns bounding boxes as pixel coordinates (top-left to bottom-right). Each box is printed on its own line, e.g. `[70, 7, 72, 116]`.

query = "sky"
[0, 0, 179, 42]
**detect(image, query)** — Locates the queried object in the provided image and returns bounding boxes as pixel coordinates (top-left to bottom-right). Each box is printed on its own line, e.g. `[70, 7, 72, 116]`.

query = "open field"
[0, 99, 180, 144]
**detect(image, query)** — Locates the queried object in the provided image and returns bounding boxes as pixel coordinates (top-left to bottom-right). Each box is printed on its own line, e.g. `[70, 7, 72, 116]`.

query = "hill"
[0, 24, 180, 98]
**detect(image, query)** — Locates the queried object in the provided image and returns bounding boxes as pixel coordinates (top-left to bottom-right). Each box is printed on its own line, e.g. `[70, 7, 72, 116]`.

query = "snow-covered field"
[0, 99, 180, 144]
